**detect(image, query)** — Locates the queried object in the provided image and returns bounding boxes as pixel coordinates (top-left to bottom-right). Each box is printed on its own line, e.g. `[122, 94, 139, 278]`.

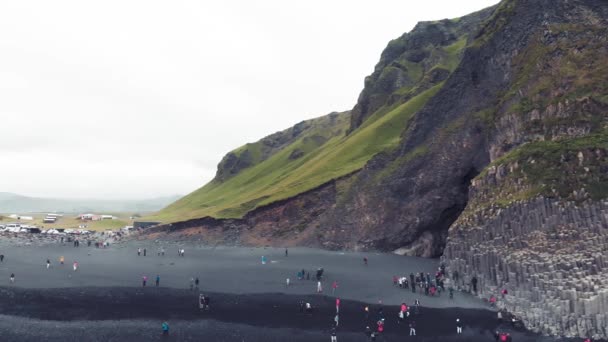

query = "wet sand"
[0, 240, 585, 341]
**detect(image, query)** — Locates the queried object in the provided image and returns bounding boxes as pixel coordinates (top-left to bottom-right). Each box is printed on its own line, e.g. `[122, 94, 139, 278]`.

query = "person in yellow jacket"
[59, 256, 64, 265]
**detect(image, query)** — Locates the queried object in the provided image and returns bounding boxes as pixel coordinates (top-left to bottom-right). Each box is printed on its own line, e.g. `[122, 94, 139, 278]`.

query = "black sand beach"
[0, 240, 586, 341]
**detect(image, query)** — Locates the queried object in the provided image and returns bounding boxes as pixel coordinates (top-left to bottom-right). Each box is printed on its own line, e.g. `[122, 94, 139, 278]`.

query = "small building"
[43, 217, 57, 224]
[100, 215, 115, 220]
[79, 214, 95, 221]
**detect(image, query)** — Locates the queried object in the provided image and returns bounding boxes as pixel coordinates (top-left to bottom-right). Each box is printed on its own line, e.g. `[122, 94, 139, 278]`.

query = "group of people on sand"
[2, 253, 79, 285]
[289, 259, 484, 341]
[393, 266, 449, 298]
[43, 256, 78, 271]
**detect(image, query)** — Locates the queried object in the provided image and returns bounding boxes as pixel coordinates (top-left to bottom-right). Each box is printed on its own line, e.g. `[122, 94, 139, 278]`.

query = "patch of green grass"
[150, 84, 443, 222]
[474, 130, 608, 206]
[442, 37, 468, 71]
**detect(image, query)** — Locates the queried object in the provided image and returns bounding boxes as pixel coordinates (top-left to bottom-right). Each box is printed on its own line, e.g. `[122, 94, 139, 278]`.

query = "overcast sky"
[0, 0, 499, 200]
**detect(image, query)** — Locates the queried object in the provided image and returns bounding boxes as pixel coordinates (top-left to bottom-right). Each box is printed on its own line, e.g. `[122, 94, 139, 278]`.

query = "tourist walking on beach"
[143, 248, 147, 257]
[363, 257, 368, 266]
[137, 248, 141, 256]
[190, 277, 195, 290]
[332, 280, 338, 294]
[142, 275, 148, 287]
[330, 327, 337, 342]
[195, 277, 199, 289]
[161, 322, 169, 336]
[471, 276, 478, 294]
[261, 255, 267, 265]
[334, 313, 339, 327]
[73, 261, 78, 271]
[0, 254, 4, 262]
[10, 273, 15, 283]
[456, 318, 463, 334]
[410, 273, 416, 292]
[364, 326, 372, 338]
[285, 248, 288, 257]
[60, 256, 64, 265]
[317, 281, 323, 293]
[286, 277, 290, 287]
[156, 275, 160, 287]
[490, 294, 497, 307]
[203, 295, 210, 310]
[335, 297, 341, 313]
[46, 259, 51, 269]
[409, 320, 416, 336]
[376, 319, 384, 335]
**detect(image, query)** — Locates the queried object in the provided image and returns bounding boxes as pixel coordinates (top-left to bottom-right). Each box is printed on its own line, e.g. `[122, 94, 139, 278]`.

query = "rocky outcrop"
[143, 174, 355, 248]
[348, 6, 496, 132]
[215, 112, 346, 181]
[442, 136, 608, 338]
[444, 196, 608, 338]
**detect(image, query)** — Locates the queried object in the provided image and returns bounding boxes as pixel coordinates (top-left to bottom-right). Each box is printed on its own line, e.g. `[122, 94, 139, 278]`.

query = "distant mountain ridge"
[0, 192, 181, 213]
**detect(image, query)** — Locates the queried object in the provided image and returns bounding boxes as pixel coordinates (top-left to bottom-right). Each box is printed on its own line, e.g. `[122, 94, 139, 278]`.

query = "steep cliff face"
[349, 6, 496, 132]
[150, 5, 494, 224]
[437, 0, 608, 338]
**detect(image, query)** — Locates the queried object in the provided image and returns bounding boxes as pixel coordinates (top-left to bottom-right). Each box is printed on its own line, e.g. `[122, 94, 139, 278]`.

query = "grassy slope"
[152, 84, 443, 222]
[151, 14, 475, 223]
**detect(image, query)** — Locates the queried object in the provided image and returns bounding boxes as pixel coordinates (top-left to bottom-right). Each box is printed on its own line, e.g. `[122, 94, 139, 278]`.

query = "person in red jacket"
[332, 280, 338, 294]
[377, 319, 385, 334]
[335, 298, 340, 313]
[401, 303, 407, 313]
[490, 295, 497, 307]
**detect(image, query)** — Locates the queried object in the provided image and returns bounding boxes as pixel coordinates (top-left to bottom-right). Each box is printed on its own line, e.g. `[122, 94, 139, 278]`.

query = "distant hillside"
[0, 192, 181, 214]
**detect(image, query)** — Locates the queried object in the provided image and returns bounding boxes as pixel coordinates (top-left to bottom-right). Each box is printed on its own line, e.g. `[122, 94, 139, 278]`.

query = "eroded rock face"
[348, 6, 496, 132]
[143, 175, 349, 248]
[443, 197, 608, 339]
